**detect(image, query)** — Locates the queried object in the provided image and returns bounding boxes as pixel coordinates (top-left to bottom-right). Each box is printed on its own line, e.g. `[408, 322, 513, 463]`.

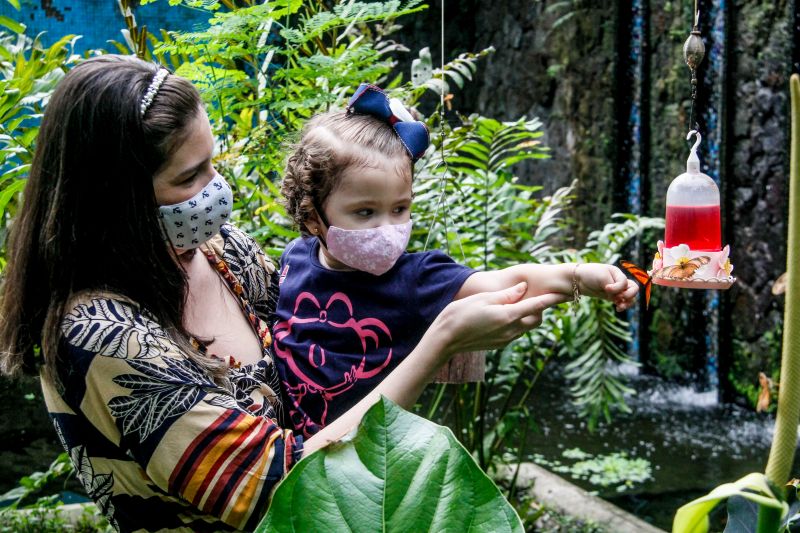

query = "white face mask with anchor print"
[158, 174, 233, 250]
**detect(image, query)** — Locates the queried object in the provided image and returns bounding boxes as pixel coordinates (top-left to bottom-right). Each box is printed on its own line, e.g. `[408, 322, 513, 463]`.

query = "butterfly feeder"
[622, 130, 736, 308]
[651, 130, 735, 291]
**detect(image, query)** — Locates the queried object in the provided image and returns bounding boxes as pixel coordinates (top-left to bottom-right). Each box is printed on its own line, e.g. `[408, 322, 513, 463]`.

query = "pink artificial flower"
[652, 240, 665, 271]
[716, 245, 734, 278]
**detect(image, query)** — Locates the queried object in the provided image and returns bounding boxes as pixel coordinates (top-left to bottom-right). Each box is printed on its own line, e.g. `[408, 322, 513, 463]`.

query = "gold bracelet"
[571, 263, 581, 313]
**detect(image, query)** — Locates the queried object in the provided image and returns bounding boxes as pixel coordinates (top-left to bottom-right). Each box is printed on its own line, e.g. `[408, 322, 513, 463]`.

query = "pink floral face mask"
[325, 220, 412, 276]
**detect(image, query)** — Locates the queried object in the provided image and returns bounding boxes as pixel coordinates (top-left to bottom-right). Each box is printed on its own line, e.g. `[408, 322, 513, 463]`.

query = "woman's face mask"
[324, 220, 412, 276]
[158, 173, 233, 250]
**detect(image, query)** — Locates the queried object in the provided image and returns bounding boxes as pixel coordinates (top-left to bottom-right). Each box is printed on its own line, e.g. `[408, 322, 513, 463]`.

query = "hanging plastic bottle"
[664, 130, 721, 251]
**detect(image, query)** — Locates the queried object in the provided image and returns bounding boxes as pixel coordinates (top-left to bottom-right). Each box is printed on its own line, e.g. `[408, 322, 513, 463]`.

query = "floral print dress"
[41, 225, 302, 533]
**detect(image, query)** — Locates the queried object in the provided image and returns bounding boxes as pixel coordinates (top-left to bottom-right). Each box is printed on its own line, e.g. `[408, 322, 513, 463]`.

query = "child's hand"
[575, 263, 639, 312]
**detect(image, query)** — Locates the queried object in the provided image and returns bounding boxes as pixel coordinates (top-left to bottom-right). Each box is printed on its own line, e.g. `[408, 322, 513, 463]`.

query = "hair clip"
[140, 68, 169, 118]
[346, 83, 430, 161]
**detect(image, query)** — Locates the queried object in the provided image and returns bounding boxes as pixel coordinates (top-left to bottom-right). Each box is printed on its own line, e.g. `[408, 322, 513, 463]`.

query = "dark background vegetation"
[0, 0, 795, 502]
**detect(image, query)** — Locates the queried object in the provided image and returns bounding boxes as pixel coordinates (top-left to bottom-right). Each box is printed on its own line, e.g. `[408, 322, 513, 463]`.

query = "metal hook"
[686, 129, 702, 152]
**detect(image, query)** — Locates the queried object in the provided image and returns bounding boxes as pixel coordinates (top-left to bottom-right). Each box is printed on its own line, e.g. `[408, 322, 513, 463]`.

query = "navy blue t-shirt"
[273, 237, 474, 437]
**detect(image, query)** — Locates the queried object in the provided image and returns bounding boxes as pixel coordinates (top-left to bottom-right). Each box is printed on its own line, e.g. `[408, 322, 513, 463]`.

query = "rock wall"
[723, 0, 791, 401]
[396, 0, 793, 399]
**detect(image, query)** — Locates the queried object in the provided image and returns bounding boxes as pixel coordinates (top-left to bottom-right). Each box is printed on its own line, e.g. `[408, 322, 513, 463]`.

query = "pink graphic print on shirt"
[273, 291, 392, 436]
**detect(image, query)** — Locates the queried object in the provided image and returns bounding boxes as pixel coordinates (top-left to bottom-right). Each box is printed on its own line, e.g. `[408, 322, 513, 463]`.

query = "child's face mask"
[325, 220, 412, 276]
[158, 173, 233, 250]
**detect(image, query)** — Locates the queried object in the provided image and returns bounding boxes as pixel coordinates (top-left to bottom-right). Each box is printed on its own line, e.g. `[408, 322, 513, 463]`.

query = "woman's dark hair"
[0, 54, 226, 384]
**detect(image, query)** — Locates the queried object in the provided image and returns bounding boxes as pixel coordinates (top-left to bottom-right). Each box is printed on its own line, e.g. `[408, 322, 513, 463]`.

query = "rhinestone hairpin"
[140, 68, 169, 118]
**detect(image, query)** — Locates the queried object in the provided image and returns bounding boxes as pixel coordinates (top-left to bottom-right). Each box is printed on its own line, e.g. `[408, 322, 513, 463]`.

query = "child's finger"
[604, 278, 628, 295]
[609, 266, 629, 284]
[610, 280, 638, 301]
[621, 280, 639, 298]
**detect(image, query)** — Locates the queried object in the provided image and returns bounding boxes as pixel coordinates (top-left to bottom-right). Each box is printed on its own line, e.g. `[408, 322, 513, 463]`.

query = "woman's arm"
[302, 283, 571, 455]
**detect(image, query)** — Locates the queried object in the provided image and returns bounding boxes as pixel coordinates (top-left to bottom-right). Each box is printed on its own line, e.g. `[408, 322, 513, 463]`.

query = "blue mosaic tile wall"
[0, 1, 210, 53]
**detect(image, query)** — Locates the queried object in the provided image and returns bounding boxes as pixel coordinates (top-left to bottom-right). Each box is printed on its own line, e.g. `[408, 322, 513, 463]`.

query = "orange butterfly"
[619, 261, 653, 309]
[756, 372, 778, 413]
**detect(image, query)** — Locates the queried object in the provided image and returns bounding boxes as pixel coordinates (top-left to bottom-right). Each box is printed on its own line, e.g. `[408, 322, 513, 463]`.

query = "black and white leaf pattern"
[69, 444, 118, 530]
[109, 357, 217, 443]
[52, 418, 69, 453]
[206, 394, 241, 411]
[222, 226, 272, 314]
[62, 299, 170, 359]
[228, 360, 280, 416]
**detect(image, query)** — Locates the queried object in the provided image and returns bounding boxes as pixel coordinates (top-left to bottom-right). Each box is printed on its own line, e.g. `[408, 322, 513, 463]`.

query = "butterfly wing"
[674, 256, 713, 279]
[756, 372, 771, 413]
[619, 260, 653, 309]
[620, 261, 650, 284]
[658, 264, 682, 278]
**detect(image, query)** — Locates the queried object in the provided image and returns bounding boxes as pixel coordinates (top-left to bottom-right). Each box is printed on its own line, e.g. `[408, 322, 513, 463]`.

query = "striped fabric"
[42, 225, 302, 532]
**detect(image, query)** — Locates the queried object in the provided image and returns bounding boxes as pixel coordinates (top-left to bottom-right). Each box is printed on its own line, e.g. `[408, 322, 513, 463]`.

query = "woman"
[0, 55, 569, 532]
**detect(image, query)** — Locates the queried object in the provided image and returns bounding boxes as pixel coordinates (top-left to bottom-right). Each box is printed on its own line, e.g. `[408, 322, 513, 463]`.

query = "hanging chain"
[684, 5, 705, 133]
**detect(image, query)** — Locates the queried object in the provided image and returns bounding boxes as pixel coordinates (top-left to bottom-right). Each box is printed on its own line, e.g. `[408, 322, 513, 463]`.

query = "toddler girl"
[276, 84, 638, 437]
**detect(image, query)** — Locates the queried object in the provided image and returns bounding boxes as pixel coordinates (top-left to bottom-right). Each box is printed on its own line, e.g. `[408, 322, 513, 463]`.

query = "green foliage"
[559, 215, 663, 428]
[533, 448, 652, 493]
[411, 114, 551, 266]
[729, 322, 782, 412]
[0, 504, 109, 533]
[0, 452, 72, 510]
[0, 452, 109, 533]
[524, 506, 607, 533]
[0, 30, 79, 272]
[411, 107, 662, 487]
[672, 472, 796, 533]
[141, 0, 426, 253]
[257, 396, 523, 533]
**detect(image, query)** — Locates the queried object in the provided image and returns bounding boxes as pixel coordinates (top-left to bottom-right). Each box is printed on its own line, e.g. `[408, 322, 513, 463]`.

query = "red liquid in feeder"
[665, 205, 721, 251]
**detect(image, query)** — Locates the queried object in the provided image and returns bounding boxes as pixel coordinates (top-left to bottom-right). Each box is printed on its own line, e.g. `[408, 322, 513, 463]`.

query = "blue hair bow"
[347, 83, 430, 161]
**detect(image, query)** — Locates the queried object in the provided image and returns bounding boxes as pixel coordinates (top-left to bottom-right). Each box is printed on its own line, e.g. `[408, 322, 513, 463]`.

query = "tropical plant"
[0, 453, 72, 510]
[533, 448, 652, 493]
[0, 26, 79, 272]
[409, 108, 662, 487]
[670, 72, 800, 533]
[0, 0, 660, 527]
[673, 473, 792, 533]
[256, 396, 524, 532]
[117, 0, 426, 255]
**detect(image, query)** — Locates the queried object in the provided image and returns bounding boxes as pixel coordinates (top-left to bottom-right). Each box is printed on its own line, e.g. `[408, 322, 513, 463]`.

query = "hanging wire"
[424, 0, 455, 256]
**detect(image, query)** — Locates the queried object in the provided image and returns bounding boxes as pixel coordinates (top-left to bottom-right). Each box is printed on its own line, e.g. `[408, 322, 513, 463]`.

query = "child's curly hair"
[282, 110, 413, 235]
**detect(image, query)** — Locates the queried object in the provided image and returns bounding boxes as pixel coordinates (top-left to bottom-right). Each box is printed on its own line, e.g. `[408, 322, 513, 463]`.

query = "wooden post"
[432, 351, 485, 383]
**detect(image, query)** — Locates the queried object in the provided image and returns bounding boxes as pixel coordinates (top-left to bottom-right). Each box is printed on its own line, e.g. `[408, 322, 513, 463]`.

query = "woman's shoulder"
[60, 291, 171, 360]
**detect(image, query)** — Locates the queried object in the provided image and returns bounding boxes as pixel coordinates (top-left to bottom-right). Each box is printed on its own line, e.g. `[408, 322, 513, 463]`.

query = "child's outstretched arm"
[455, 263, 638, 312]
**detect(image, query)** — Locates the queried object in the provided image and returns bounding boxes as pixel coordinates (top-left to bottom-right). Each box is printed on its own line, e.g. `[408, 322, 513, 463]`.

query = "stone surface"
[498, 462, 667, 533]
[395, 1, 793, 398]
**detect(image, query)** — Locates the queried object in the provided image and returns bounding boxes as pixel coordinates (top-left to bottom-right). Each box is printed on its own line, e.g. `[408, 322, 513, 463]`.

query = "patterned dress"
[41, 225, 302, 532]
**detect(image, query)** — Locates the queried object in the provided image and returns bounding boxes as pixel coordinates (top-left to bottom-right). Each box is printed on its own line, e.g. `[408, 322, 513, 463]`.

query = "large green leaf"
[257, 397, 523, 533]
[672, 472, 787, 533]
